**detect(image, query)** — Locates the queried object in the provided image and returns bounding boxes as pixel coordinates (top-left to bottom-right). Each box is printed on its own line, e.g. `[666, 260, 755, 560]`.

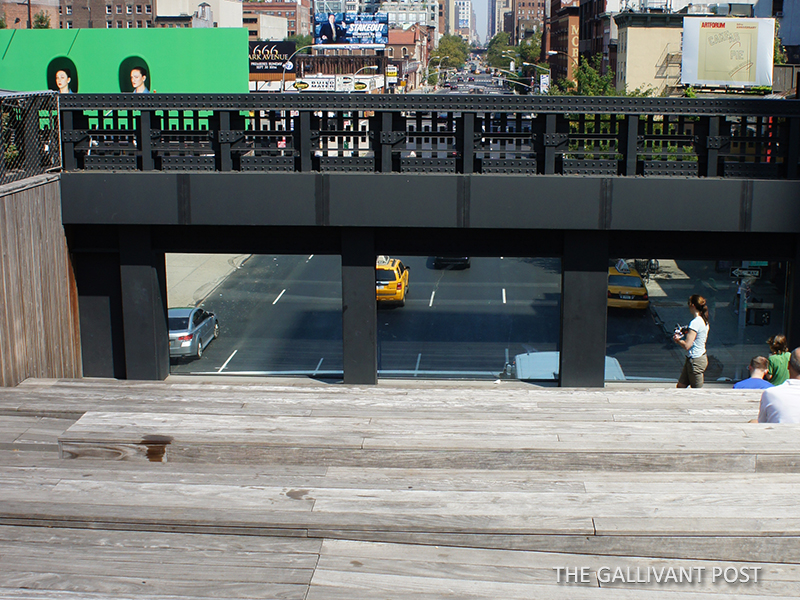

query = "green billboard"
[0, 29, 248, 93]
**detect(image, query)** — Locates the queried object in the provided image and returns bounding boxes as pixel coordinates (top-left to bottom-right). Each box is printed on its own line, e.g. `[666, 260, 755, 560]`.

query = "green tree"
[431, 34, 469, 69]
[32, 11, 50, 29]
[285, 34, 313, 53]
[0, 12, 7, 28]
[774, 23, 787, 65]
[486, 32, 514, 68]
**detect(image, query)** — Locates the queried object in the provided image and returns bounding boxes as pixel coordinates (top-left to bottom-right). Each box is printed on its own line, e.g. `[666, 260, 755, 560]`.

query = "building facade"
[243, 12, 288, 39]
[244, 0, 312, 37]
[614, 11, 682, 94]
[56, 0, 154, 29]
[546, 0, 579, 83]
[380, 0, 440, 41]
[2, 0, 59, 29]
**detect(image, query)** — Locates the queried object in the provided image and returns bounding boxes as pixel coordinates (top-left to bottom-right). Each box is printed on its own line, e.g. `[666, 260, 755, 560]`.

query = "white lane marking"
[429, 291, 436, 307]
[306, 254, 314, 262]
[217, 349, 238, 373]
[313, 358, 324, 375]
[502, 288, 507, 304]
[415, 353, 422, 376]
[273, 289, 286, 305]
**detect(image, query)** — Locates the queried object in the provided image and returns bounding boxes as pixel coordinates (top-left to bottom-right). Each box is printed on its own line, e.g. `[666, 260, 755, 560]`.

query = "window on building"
[137, 20, 142, 26]
[116, 5, 122, 13]
[146, 19, 151, 26]
[145, 5, 151, 13]
[388, 47, 394, 57]
[66, 5, 72, 14]
[127, 5, 132, 13]
[773, 0, 784, 14]
[402, 46, 408, 58]
[59, 6, 62, 14]
[117, 19, 122, 26]
[106, 5, 112, 13]
[66, 20, 73, 28]
[127, 20, 132, 27]
[107, 20, 112, 27]
[136, 5, 142, 13]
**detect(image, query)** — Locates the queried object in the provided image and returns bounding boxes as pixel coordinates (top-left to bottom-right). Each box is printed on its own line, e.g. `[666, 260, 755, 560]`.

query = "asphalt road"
[170, 254, 679, 381]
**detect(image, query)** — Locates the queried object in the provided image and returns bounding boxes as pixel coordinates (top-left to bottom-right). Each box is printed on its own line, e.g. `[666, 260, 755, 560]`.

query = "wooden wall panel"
[0, 175, 81, 387]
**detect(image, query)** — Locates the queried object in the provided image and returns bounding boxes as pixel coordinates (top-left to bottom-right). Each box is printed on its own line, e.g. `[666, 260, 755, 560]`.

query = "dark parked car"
[168, 307, 219, 359]
[432, 256, 471, 269]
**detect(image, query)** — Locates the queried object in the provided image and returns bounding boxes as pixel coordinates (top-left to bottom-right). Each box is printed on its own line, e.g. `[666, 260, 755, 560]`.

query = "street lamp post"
[523, 62, 550, 94]
[349, 65, 379, 93]
[425, 56, 448, 90]
[493, 69, 534, 94]
[281, 44, 322, 91]
[547, 49, 580, 84]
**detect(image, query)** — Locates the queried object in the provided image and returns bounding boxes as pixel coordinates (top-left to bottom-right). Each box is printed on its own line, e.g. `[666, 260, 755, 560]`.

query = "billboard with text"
[314, 12, 388, 46]
[682, 17, 774, 87]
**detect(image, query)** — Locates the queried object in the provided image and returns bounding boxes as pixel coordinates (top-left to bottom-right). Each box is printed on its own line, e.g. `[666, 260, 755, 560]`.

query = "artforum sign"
[681, 18, 775, 87]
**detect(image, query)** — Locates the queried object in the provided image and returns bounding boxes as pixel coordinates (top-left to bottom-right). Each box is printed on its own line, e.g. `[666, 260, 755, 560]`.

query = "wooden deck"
[1, 377, 799, 598]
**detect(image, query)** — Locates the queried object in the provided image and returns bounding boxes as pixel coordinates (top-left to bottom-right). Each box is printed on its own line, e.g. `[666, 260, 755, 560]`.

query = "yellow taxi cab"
[608, 260, 649, 310]
[375, 256, 409, 306]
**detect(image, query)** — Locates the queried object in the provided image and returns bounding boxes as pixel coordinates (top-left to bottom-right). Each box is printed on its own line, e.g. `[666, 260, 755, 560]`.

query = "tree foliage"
[0, 13, 7, 29]
[32, 11, 50, 29]
[774, 23, 787, 65]
[431, 34, 469, 69]
[285, 34, 312, 53]
[549, 53, 653, 97]
[486, 32, 513, 68]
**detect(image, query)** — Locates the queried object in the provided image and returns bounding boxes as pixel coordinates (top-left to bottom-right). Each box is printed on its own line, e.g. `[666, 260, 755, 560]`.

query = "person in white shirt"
[673, 294, 710, 388]
[758, 348, 800, 423]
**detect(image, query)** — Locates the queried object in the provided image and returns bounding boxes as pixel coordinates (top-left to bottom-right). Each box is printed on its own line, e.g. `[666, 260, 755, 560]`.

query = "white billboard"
[682, 17, 775, 87]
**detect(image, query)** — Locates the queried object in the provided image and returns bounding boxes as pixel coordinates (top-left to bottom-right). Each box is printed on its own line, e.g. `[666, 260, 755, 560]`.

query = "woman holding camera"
[673, 295, 710, 388]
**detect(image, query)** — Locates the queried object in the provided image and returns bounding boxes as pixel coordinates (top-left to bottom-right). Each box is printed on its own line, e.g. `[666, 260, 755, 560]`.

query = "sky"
[473, 0, 488, 45]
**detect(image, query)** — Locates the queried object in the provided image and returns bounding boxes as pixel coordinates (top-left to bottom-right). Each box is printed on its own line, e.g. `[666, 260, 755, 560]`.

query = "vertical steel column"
[621, 115, 639, 176]
[217, 110, 232, 172]
[341, 228, 377, 384]
[560, 231, 609, 387]
[296, 110, 312, 172]
[787, 237, 800, 350]
[137, 110, 154, 171]
[61, 109, 76, 171]
[788, 117, 800, 180]
[705, 116, 720, 177]
[544, 113, 557, 174]
[457, 112, 475, 174]
[72, 248, 126, 378]
[119, 226, 169, 380]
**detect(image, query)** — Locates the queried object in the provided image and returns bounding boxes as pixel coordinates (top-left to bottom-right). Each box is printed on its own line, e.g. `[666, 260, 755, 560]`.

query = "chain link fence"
[1, 91, 61, 186]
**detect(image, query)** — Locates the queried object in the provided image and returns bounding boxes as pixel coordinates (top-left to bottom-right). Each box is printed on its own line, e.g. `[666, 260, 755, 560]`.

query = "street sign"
[730, 267, 761, 278]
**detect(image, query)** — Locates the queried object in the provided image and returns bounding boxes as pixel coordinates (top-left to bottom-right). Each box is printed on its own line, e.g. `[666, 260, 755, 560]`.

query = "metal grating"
[480, 158, 537, 174]
[643, 160, 699, 177]
[563, 159, 618, 175]
[1, 91, 61, 186]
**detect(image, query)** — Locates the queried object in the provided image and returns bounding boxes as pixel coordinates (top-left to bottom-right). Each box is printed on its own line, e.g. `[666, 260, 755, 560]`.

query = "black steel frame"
[60, 94, 800, 179]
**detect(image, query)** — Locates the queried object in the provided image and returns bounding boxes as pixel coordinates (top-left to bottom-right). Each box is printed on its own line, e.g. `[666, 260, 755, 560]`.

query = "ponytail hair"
[689, 294, 709, 325]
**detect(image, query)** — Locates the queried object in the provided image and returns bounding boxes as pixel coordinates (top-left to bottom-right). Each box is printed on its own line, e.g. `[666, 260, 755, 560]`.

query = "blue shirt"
[733, 378, 773, 390]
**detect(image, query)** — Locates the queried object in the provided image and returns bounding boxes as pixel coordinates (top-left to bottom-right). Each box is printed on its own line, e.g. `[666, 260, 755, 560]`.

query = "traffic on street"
[168, 253, 786, 383]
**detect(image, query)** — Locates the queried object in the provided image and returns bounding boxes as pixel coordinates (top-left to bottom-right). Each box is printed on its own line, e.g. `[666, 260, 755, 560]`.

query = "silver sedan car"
[168, 307, 219, 359]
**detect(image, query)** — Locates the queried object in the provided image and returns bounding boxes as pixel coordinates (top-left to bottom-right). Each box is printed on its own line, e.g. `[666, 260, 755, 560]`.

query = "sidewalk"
[645, 260, 783, 380]
[165, 253, 250, 307]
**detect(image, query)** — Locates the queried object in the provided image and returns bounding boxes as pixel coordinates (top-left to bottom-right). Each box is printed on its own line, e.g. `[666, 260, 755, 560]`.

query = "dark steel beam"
[560, 231, 609, 387]
[341, 228, 377, 384]
[119, 226, 170, 381]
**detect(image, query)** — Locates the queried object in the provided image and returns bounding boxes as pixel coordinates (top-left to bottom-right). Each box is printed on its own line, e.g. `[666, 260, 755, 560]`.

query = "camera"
[673, 324, 687, 338]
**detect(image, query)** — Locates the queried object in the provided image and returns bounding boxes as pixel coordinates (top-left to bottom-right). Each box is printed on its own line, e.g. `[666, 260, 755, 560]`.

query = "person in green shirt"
[767, 334, 791, 386]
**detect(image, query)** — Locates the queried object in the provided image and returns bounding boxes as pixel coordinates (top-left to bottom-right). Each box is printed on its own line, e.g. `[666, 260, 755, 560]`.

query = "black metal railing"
[59, 94, 800, 179]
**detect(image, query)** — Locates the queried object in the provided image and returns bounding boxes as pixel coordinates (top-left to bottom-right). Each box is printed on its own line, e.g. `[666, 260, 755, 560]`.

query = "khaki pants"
[679, 354, 708, 388]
